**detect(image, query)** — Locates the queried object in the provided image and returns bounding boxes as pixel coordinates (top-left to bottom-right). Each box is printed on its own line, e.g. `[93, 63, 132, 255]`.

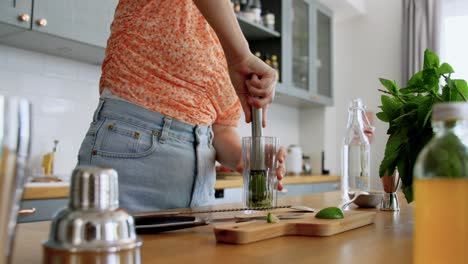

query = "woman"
[77, 0, 285, 212]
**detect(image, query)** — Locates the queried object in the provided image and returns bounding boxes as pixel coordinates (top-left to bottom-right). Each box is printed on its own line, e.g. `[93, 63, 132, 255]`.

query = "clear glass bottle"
[413, 102, 468, 264]
[341, 98, 371, 203]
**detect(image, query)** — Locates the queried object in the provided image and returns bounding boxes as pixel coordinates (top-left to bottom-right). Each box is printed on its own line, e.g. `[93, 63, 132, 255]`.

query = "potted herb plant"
[377, 49, 468, 203]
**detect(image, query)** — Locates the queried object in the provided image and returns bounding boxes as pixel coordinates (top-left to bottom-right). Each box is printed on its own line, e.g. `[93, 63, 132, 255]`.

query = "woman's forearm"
[212, 124, 242, 172]
[192, 0, 250, 63]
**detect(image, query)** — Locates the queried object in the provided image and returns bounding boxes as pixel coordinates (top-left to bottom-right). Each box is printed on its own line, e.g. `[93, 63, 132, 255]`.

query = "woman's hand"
[275, 146, 287, 191]
[228, 53, 277, 127]
[192, 0, 276, 126]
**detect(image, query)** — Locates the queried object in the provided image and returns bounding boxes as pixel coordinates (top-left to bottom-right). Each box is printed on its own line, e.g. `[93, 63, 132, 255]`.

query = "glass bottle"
[341, 98, 371, 203]
[413, 102, 468, 264]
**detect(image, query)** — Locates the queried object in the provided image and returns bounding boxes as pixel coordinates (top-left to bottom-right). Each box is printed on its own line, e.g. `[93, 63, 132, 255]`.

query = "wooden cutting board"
[214, 210, 376, 244]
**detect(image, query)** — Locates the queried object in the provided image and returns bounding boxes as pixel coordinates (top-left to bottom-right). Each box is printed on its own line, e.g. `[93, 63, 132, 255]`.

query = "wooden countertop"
[22, 175, 340, 200]
[12, 192, 413, 264]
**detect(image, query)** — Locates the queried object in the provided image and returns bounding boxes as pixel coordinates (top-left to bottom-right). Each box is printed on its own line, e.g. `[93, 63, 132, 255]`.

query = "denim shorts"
[77, 97, 216, 213]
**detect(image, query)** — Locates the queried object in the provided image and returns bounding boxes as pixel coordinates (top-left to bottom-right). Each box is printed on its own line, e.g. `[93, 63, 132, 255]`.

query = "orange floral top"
[100, 0, 241, 127]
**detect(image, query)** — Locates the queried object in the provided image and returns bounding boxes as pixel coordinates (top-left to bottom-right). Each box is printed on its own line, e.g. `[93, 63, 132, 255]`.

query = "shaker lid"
[69, 166, 119, 210]
[432, 102, 468, 121]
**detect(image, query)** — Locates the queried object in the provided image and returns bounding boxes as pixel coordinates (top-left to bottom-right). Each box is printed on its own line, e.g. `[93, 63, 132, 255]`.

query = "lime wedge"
[315, 207, 344, 219]
[267, 212, 280, 223]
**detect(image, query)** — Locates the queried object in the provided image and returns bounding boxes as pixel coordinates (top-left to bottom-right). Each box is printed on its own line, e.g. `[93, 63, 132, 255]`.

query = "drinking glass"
[242, 137, 279, 208]
[0, 96, 32, 264]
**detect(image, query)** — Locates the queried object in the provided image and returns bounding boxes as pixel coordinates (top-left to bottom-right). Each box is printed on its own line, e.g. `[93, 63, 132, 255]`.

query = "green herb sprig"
[377, 49, 468, 203]
[248, 170, 273, 207]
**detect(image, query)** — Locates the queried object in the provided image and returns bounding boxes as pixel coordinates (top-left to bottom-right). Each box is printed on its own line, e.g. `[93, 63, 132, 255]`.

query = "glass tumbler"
[0, 96, 32, 264]
[242, 137, 279, 208]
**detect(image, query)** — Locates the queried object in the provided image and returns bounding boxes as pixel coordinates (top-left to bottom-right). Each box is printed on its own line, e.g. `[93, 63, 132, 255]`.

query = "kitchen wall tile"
[1, 45, 46, 75]
[43, 55, 79, 80]
[77, 63, 101, 82]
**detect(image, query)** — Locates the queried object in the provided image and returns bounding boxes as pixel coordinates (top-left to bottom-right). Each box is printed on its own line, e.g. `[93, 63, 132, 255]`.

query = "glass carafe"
[413, 102, 468, 264]
[341, 98, 371, 204]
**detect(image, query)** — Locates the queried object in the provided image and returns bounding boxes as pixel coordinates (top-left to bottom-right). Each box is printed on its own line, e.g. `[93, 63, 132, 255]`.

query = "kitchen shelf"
[237, 15, 281, 40]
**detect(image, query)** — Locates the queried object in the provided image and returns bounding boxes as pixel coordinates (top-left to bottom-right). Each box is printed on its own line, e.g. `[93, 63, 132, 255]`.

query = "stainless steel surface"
[134, 213, 306, 234]
[289, 205, 315, 212]
[380, 170, 401, 211]
[380, 192, 400, 211]
[135, 215, 207, 234]
[0, 96, 32, 264]
[44, 167, 142, 262]
[251, 106, 263, 138]
[232, 213, 305, 222]
[69, 166, 119, 210]
[44, 208, 142, 252]
[251, 106, 265, 171]
[133, 205, 294, 217]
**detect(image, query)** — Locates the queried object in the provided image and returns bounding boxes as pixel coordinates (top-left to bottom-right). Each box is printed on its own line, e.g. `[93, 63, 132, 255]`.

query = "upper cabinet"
[276, 0, 334, 107]
[240, 0, 334, 107]
[291, 0, 311, 92]
[0, 0, 333, 107]
[32, 0, 117, 48]
[313, 3, 333, 105]
[0, 0, 32, 36]
[0, 0, 118, 64]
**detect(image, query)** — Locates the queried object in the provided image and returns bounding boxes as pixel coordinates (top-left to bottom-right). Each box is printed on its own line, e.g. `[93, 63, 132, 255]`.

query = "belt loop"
[208, 126, 214, 145]
[159, 116, 172, 144]
[92, 98, 105, 122]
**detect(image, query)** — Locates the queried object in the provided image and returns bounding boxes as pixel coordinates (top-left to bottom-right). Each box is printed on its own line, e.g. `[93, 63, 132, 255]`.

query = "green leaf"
[422, 68, 440, 93]
[402, 185, 414, 203]
[442, 84, 451, 101]
[397, 147, 414, 203]
[423, 109, 432, 127]
[393, 109, 417, 126]
[423, 49, 440, 70]
[439, 63, 454, 75]
[387, 124, 398, 135]
[452, 79, 468, 101]
[379, 78, 399, 94]
[407, 71, 423, 88]
[379, 131, 404, 177]
[381, 95, 402, 120]
[416, 96, 433, 127]
[376, 112, 389, 122]
[400, 86, 427, 94]
[379, 152, 398, 178]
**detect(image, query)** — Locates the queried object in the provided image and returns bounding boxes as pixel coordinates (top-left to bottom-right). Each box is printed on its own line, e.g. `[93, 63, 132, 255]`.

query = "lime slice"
[267, 212, 280, 223]
[315, 207, 344, 219]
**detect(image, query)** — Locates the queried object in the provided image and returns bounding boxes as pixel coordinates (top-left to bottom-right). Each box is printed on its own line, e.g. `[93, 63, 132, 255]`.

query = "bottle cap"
[432, 102, 468, 121]
[349, 98, 364, 109]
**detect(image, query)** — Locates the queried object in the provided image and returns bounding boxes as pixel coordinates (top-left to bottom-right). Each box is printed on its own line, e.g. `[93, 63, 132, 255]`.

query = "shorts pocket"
[94, 118, 160, 159]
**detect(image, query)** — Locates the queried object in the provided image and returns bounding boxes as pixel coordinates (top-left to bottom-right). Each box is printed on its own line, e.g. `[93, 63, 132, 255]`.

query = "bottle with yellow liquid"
[413, 102, 468, 264]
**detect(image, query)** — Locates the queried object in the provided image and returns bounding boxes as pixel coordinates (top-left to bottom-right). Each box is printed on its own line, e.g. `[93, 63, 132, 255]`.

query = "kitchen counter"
[12, 192, 413, 264]
[22, 175, 340, 200]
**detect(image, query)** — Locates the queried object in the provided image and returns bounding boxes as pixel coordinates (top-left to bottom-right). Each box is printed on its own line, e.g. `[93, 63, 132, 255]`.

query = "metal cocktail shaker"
[0, 96, 32, 264]
[43, 167, 142, 264]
